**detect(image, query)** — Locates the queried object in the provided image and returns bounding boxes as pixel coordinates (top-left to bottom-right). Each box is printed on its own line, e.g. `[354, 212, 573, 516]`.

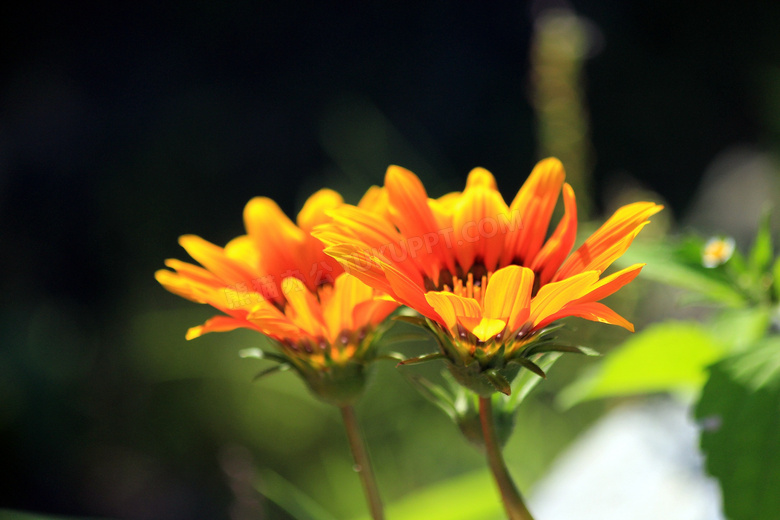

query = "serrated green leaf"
[695, 339, 780, 520]
[558, 321, 724, 408]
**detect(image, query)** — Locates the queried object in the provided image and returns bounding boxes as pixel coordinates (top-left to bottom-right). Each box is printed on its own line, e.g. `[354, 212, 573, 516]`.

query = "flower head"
[156, 189, 399, 404]
[315, 159, 662, 394]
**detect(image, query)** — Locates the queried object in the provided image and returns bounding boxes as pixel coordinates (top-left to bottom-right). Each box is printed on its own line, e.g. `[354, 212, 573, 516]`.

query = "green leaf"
[617, 238, 747, 307]
[505, 352, 561, 409]
[748, 209, 774, 278]
[708, 307, 772, 353]
[773, 257, 780, 302]
[391, 314, 430, 328]
[255, 468, 339, 520]
[524, 343, 600, 357]
[558, 321, 725, 408]
[695, 338, 780, 520]
[403, 374, 457, 419]
[349, 469, 503, 520]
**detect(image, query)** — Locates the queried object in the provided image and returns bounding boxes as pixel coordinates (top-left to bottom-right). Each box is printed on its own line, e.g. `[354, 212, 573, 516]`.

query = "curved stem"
[479, 396, 535, 520]
[340, 405, 385, 520]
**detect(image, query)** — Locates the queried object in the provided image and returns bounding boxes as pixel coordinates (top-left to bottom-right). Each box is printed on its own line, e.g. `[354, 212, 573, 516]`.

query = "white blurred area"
[529, 399, 725, 520]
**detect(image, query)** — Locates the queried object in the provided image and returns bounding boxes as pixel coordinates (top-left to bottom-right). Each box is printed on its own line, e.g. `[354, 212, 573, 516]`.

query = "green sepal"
[508, 357, 547, 379]
[446, 360, 521, 397]
[252, 363, 291, 381]
[524, 343, 600, 357]
[369, 351, 407, 363]
[238, 347, 290, 365]
[298, 360, 368, 406]
[485, 369, 511, 396]
[392, 314, 430, 328]
[397, 351, 446, 366]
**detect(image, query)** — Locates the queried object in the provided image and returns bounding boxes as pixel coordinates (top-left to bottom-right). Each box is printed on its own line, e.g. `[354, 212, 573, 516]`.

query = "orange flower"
[155, 189, 399, 404]
[315, 159, 662, 394]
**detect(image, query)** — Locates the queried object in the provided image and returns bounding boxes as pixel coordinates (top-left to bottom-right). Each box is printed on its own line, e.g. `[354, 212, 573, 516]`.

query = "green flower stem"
[479, 396, 535, 520]
[340, 404, 385, 520]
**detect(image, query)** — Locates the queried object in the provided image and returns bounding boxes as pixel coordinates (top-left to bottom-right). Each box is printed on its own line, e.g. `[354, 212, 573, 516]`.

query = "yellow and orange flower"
[315, 158, 662, 394]
[155, 189, 399, 404]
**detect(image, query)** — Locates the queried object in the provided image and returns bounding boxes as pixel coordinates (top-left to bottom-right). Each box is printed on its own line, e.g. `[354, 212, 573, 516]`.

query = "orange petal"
[502, 158, 566, 265]
[179, 235, 257, 285]
[244, 196, 305, 281]
[296, 189, 344, 233]
[163, 258, 223, 287]
[529, 270, 600, 327]
[482, 265, 534, 331]
[247, 299, 307, 340]
[281, 276, 326, 338]
[357, 185, 392, 223]
[424, 291, 482, 333]
[465, 167, 498, 190]
[186, 315, 251, 340]
[385, 165, 456, 273]
[530, 182, 578, 286]
[453, 168, 510, 272]
[352, 298, 399, 330]
[535, 301, 634, 332]
[224, 235, 260, 274]
[321, 273, 373, 338]
[573, 263, 645, 305]
[555, 202, 662, 280]
[382, 259, 439, 322]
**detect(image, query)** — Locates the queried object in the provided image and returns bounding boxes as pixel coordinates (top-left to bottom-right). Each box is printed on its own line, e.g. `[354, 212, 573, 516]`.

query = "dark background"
[2, 1, 779, 519]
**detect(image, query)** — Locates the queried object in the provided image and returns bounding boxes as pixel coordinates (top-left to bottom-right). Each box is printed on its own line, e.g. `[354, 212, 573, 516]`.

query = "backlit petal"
[297, 189, 344, 233]
[385, 165, 455, 273]
[453, 168, 510, 272]
[424, 291, 482, 333]
[482, 265, 534, 331]
[530, 182, 578, 285]
[573, 263, 645, 305]
[529, 270, 600, 327]
[179, 235, 256, 285]
[186, 315, 250, 340]
[244, 196, 305, 283]
[535, 301, 634, 332]
[281, 276, 326, 338]
[502, 158, 565, 265]
[555, 201, 662, 280]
